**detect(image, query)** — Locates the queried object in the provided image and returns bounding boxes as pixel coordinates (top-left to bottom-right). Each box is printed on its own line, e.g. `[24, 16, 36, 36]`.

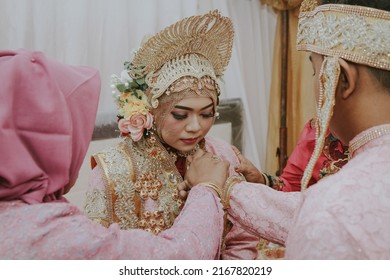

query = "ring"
[211, 155, 221, 161]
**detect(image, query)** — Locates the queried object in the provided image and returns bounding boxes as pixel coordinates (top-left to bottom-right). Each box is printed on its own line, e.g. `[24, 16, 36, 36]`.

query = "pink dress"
[0, 186, 224, 259]
[228, 128, 390, 259]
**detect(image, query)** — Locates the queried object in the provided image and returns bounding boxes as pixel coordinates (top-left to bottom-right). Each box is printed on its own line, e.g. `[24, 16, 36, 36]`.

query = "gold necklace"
[348, 124, 390, 158]
[164, 138, 206, 162]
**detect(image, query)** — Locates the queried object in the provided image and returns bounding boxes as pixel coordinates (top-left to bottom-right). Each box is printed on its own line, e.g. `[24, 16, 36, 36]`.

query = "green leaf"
[116, 84, 126, 92]
[128, 81, 139, 89]
[135, 77, 145, 85]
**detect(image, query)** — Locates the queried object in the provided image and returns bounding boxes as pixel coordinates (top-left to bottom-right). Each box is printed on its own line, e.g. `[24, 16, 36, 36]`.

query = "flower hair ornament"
[297, 0, 390, 190]
[111, 10, 234, 142]
[111, 60, 154, 142]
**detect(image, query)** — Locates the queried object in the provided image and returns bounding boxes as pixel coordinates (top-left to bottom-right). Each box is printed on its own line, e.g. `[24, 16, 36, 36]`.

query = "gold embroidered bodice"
[84, 136, 184, 235]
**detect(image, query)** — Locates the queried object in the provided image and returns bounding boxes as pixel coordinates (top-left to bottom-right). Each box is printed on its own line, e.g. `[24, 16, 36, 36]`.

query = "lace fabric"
[228, 133, 390, 259]
[0, 186, 224, 259]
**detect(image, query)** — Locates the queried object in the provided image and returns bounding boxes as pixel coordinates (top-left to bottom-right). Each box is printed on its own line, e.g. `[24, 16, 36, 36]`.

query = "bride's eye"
[171, 112, 187, 120]
[201, 112, 214, 118]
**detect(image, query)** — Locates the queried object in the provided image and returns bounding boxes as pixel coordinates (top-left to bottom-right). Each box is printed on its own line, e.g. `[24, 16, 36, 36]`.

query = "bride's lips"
[180, 138, 198, 145]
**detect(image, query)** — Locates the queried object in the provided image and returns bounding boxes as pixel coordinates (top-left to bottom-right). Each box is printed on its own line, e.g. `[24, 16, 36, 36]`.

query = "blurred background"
[1, 0, 316, 207]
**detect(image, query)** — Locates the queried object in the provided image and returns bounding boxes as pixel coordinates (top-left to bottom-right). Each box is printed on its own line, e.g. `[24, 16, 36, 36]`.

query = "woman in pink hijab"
[0, 49, 228, 259]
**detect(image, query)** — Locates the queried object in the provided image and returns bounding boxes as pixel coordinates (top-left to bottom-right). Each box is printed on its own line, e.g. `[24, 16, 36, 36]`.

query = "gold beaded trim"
[301, 57, 340, 191]
[348, 125, 390, 158]
[297, 4, 390, 71]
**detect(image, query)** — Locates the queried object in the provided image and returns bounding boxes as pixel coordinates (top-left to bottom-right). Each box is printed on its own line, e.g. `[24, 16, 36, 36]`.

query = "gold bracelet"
[222, 174, 246, 210]
[261, 171, 270, 186]
[201, 182, 223, 199]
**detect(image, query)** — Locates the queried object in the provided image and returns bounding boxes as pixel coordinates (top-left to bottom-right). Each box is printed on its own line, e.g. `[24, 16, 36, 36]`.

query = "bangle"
[201, 182, 223, 199]
[261, 172, 284, 190]
[261, 171, 270, 186]
[222, 174, 245, 210]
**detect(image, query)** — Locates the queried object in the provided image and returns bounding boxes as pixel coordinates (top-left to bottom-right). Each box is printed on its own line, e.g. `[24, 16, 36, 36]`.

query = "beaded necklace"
[348, 124, 390, 158]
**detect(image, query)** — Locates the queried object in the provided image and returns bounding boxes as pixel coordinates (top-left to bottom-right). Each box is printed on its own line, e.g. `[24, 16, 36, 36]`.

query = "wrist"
[261, 172, 270, 186]
[222, 174, 245, 210]
[260, 172, 284, 190]
[200, 182, 223, 198]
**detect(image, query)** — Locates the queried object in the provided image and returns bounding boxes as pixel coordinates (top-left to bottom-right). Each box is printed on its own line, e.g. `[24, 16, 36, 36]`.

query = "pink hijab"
[0, 49, 100, 204]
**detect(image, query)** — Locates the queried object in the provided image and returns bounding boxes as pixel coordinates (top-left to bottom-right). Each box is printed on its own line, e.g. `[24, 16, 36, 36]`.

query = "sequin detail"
[90, 136, 184, 234]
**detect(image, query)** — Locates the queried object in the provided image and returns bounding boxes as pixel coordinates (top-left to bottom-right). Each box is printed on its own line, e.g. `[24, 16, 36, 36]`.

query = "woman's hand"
[178, 150, 230, 199]
[186, 149, 230, 188]
[178, 181, 190, 200]
[232, 145, 264, 184]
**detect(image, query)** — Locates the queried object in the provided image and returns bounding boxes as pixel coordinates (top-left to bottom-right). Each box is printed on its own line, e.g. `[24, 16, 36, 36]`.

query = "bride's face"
[159, 96, 215, 152]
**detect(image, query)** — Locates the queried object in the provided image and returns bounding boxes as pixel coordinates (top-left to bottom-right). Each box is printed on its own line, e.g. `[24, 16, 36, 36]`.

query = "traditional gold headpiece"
[297, 1, 390, 70]
[111, 10, 234, 142]
[297, 0, 390, 190]
[129, 10, 234, 108]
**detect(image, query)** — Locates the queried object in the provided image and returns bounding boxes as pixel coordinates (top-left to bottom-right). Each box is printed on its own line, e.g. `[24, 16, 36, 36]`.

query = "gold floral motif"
[297, 4, 390, 71]
[90, 135, 184, 233]
[139, 210, 166, 235]
[134, 172, 163, 200]
[147, 146, 160, 158]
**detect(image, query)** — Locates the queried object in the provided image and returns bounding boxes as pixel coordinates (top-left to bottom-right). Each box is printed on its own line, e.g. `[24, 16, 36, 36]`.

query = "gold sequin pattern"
[89, 136, 184, 234]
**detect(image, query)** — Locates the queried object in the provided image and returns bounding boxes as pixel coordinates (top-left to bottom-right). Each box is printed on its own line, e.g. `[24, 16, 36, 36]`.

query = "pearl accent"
[297, 4, 390, 71]
[348, 125, 390, 158]
[301, 57, 339, 191]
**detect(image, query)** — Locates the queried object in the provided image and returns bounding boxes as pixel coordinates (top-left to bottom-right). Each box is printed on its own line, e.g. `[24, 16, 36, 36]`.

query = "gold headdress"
[297, 0, 390, 190]
[129, 9, 234, 108]
[111, 10, 234, 142]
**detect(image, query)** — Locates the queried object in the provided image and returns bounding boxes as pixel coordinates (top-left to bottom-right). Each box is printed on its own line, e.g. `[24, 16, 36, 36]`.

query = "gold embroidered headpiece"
[128, 10, 234, 108]
[297, 1, 390, 70]
[297, 0, 390, 190]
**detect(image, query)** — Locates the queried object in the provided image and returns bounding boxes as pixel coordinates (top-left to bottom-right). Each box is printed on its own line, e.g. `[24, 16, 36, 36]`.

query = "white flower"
[120, 70, 132, 84]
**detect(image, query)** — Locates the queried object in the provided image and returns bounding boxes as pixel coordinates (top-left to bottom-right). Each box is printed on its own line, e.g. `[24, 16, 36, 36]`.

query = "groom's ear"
[338, 58, 358, 99]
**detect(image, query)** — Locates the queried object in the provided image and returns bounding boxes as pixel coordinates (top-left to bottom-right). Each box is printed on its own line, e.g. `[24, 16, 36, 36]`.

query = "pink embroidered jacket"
[228, 131, 390, 259]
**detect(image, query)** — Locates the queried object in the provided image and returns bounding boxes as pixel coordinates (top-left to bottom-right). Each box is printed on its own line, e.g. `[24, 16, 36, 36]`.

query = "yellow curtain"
[261, 0, 316, 175]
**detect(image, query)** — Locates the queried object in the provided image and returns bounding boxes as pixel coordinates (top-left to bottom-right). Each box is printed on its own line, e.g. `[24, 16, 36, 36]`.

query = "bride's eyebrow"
[174, 103, 214, 111]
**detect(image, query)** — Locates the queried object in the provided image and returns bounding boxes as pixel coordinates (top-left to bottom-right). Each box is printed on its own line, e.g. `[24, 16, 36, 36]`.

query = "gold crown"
[297, 4, 390, 71]
[128, 10, 234, 108]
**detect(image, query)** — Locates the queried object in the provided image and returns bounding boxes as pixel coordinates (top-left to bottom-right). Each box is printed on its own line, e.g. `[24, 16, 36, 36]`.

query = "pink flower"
[118, 112, 153, 142]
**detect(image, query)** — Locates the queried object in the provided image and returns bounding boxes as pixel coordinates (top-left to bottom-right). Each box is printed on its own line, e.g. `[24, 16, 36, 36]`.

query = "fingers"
[187, 149, 206, 165]
[177, 181, 190, 200]
[211, 155, 222, 161]
[185, 152, 230, 188]
[231, 145, 241, 155]
[231, 145, 244, 161]
[232, 145, 244, 173]
[192, 149, 206, 160]
[179, 190, 188, 199]
[177, 181, 187, 192]
[234, 164, 244, 173]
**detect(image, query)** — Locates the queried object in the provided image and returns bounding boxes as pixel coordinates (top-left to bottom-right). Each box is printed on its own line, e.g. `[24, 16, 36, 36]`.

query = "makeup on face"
[160, 96, 215, 152]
